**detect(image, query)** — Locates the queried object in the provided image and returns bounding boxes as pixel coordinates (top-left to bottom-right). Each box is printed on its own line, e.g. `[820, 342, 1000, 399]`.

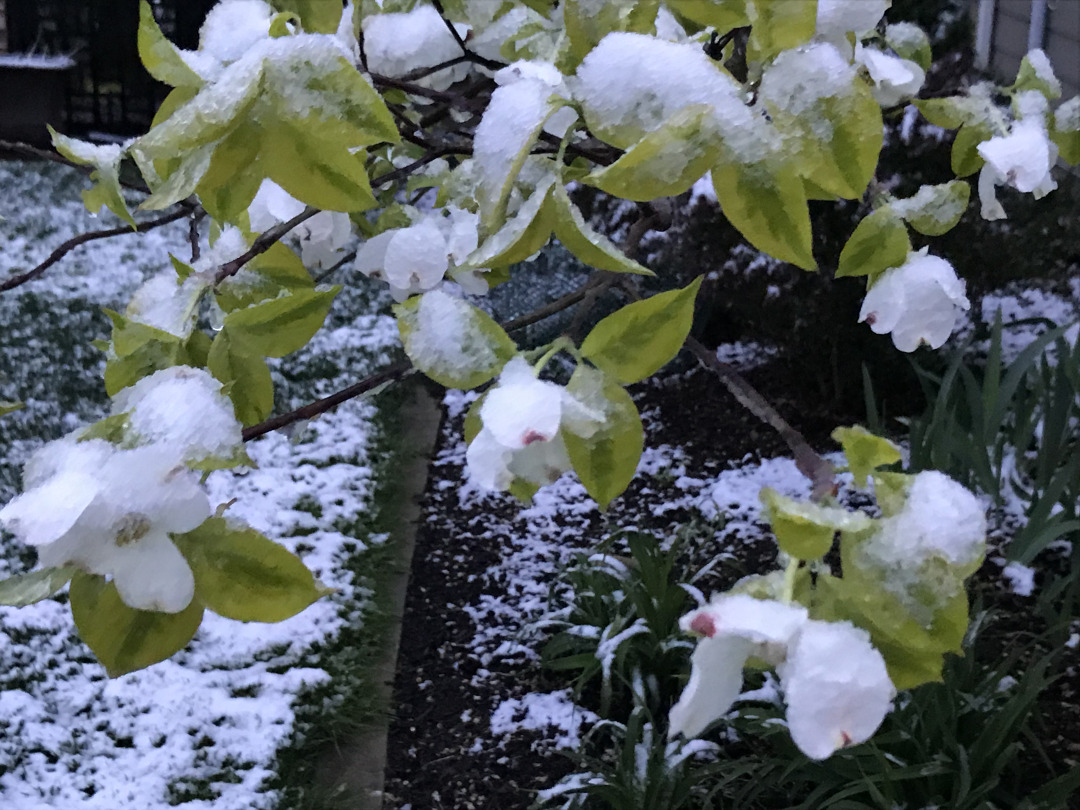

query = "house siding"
[978, 0, 1080, 98]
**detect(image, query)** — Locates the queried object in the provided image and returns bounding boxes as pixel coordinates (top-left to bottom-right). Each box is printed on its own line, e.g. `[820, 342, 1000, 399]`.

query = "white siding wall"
[977, 0, 1080, 98]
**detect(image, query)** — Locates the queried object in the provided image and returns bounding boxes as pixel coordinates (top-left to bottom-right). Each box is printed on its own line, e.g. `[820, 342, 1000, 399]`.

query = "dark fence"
[6, 0, 215, 136]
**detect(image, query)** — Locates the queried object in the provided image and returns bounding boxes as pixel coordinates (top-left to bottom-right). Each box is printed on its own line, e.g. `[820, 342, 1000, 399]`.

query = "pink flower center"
[689, 612, 717, 638]
[522, 430, 549, 445]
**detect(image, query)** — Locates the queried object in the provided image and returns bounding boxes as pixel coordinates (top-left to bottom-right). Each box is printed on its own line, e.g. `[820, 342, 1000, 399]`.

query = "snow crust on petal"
[0, 470, 100, 548]
[112, 366, 243, 463]
[977, 119, 1056, 194]
[855, 45, 924, 107]
[669, 634, 753, 738]
[109, 528, 196, 614]
[759, 42, 856, 122]
[780, 620, 894, 760]
[22, 436, 113, 489]
[480, 358, 563, 448]
[465, 429, 513, 490]
[1025, 49, 1061, 97]
[858, 251, 969, 351]
[362, 6, 468, 90]
[199, 0, 275, 65]
[248, 179, 306, 233]
[815, 0, 890, 42]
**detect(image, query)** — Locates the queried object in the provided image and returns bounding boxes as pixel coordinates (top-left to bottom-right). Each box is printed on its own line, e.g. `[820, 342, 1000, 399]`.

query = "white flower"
[465, 357, 600, 491]
[858, 250, 970, 352]
[354, 207, 485, 301]
[779, 620, 895, 760]
[246, 179, 352, 269]
[669, 596, 895, 760]
[815, 0, 890, 47]
[976, 117, 1057, 221]
[855, 44, 925, 107]
[111, 366, 243, 465]
[0, 439, 211, 613]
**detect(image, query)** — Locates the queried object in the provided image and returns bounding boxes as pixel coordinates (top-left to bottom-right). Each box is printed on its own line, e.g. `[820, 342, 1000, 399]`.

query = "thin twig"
[429, 0, 506, 71]
[188, 209, 205, 263]
[1, 207, 194, 293]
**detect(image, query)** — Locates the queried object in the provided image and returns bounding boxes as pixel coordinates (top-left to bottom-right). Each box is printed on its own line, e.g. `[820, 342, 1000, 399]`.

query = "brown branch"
[686, 336, 836, 501]
[1, 206, 194, 293]
[429, 0, 506, 71]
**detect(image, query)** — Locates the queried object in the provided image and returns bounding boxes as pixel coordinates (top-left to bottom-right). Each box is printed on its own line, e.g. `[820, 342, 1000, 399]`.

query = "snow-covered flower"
[855, 44, 924, 107]
[466, 357, 599, 491]
[0, 439, 211, 613]
[669, 594, 895, 760]
[111, 366, 243, 465]
[976, 109, 1057, 221]
[354, 206, 486, 300]
[247, 179, 353, 269]
[858, 249, 970, 351]
[815, 0, 890, 47]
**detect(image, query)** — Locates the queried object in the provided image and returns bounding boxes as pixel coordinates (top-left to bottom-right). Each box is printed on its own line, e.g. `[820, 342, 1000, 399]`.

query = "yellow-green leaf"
[271, 0, 343, 33]
[194, 120, 265, 222]
[581, 277, 702, 384]
[836, 207, 910, 279]
[553, 183, 653, 275]
[913, 97, 967, 130]
[831, 425, 902, 487]
[70, 572, 204, 677]
[747, 0, 817, 64]
[137, 1, 203, 88]
[50, 128, 137, 228]
[885, 22, 932, 72]
[0, 400, 23, 417]
[1013, 51, 1061, 100]
[395, 290, 517, 390]
[0, 567, 76, 607]
[222, 287, 339, 358]
[585, 105, 721, 202]
[951, 124, 992, 177]
[761, 488, 872, 560]
[173, 518, 330, 622]
[264, 121, 377, 212]
[890, 180, 971, 236]
[562, 0, 659, 70]
[208, 329, 275, 426]
[564, 365, 644, 510]
[1052, 97, 1080, 165]
[666, 0, 748, 30]
[463, 179, 556, 269]
[712, 159, 816, 270]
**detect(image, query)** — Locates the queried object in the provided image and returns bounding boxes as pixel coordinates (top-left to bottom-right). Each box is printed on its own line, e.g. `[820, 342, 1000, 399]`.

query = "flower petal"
[109, 529, 196, 613]
[669, 634, 753, 739]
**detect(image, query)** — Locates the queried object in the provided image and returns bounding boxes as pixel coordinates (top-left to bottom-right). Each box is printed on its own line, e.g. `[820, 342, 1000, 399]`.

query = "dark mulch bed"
[382, 353, 1080, 809]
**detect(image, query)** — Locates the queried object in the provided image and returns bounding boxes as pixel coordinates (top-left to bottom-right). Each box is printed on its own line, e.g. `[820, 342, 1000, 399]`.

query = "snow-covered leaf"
[1013, 49, 1061, 100]
[1051, 96, 1080, 165]
[890, 181, 970, 236]
[562, 0, 658, 70]
[49, 129, 136, 228]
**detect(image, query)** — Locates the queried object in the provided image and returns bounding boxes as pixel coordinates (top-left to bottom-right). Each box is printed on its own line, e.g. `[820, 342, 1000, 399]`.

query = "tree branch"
[1, 206, 195, 293]
[429, 0, 506, 71]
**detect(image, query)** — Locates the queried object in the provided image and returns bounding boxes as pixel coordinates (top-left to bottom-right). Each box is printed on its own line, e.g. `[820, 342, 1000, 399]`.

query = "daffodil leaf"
[712, 159, 816, 271]
[836, 207, 910, 279]
[70, 572, 204, 677]
[564, 366, 644, 510]
[174, 518, 331, 623]
[831, 425, 902, 488]
[395, 290, 517, 390]
[552, 183, 653, 275]
[581, 276, 703, 385]
[0, 566, 76, 607]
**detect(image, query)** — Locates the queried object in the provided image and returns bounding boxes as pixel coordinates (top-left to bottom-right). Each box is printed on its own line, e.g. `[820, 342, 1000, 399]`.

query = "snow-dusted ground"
[0, 161, 399, 807]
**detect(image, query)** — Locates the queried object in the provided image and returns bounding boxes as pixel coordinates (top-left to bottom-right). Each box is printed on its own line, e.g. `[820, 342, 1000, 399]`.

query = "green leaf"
[666, 0, 748, 30]
[195, 120, 266, 222]
[885, 22, 932, 72]
[0, 567, 76, 607]
[208, 329, 275, 426]
[217, 242, 313, 313]
[1051, 97, 1080, 165]
[831, 425, 902, 488]
[137, 1, 203, 88]
[264, 121, 377, 213]
[105, 309, 182, 357]
[811, 570, 968, 690]
[104, 339, 186, 396]
[222, 287, 339, 358]
[50, 128, 137, 229]
[951, 124, 992, 177]
[139, 144, 214, 211]
[79, 413, 130, 444]
[0, 400, 23, 417]
[271, 0, 343, 33]
[913, 98, 967, 130]
[871, 471, 913, 517]
[70, 572, 204, 677]
[564, 366, 644, 510]
[806, 86, 883, 199]
[836, 207, 910, 279]
[746, 0, 817, 64]
[173, 518, 330, 622]
[463, 179, 556, 269]
[891, 180, 971, 236]
[712, 159, 816, 270]
[585, 105, 722, 202]
[552, 183, 653, 275]
[760, 488, 873, 560]
[395, 291, 517, 390]
[562, 0, 658, 70]
[1013, 51, 1061, 100]
[581, 277, 702, 385]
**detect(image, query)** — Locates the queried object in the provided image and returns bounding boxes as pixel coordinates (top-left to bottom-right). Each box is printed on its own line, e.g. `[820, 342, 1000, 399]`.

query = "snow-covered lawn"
[0, 160, 399, 808]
